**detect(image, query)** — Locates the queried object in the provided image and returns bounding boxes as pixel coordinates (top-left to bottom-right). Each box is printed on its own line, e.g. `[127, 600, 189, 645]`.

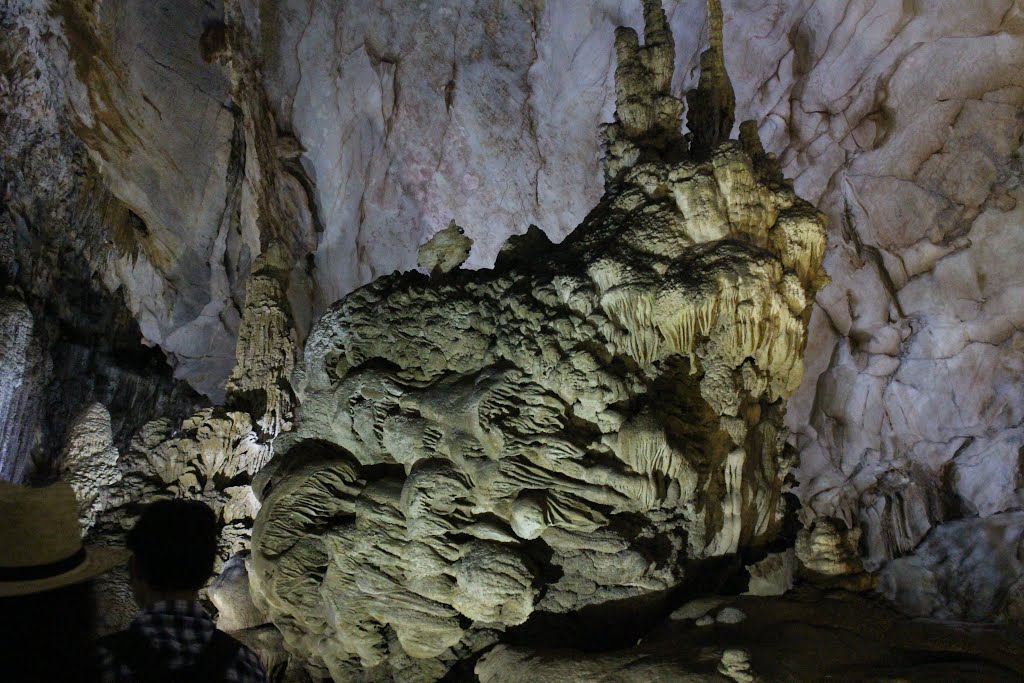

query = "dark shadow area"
[501, 553, 749, 654]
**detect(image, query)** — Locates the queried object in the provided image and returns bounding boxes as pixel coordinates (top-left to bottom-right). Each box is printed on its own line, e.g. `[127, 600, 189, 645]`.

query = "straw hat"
[0, 480, 129, 597]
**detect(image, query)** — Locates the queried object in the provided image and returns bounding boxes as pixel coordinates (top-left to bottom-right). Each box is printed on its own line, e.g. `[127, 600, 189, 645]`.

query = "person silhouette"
[96, 499, 267, 682]
[0, 481, 129, 683]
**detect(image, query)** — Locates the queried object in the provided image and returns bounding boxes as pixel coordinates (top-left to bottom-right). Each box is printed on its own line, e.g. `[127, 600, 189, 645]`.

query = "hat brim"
[0, 545, 130, 598]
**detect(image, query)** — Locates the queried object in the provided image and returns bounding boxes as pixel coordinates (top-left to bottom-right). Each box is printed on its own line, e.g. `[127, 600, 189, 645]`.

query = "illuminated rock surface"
[0, 296, 45, 482]
[246, 3, 825, 678]
[2, 0, 1024, 673]
[59, 402, 120, 532]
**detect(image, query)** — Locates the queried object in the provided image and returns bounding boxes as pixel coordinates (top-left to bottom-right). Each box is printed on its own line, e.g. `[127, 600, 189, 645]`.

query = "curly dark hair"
[127, 499, 219, 591]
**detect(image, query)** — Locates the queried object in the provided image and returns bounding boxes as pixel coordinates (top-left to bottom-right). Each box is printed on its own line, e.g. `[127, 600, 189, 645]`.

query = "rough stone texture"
[225, 242, 298, 440]
[879, 511, 1024, 623]
[4, 0, 1024, 639]
[758, 1, 1024, 582]
[248, 11, 825, 676]
[59, 402, 121, 531]
[75, 404, 271, 632]
[51, 0, 245, 398]
[684, 0, 734, 157]
[0, 296, 46, 482]
[92, 565, 139, 636]
[794, 516, 863, 577]
[230, 625, 293, 681]
[15, 0, 318, 406]
[209, 552, 267, 633]
[0, 0, 198, 483]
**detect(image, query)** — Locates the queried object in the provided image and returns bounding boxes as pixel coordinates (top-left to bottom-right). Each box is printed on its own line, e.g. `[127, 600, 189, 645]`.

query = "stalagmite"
[3, 0, 1024, 673]
[248, 2, 826, 679]
[59, 402, 120, 531]
[225, 241, 297, 440]
[602, 0, 687, 184]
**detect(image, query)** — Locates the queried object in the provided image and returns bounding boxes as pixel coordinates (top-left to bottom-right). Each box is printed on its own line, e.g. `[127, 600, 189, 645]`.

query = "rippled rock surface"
[248, 5, 826, 678]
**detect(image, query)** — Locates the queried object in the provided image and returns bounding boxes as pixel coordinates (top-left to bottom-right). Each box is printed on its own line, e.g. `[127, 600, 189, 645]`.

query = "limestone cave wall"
[3, 0, 1024, 653]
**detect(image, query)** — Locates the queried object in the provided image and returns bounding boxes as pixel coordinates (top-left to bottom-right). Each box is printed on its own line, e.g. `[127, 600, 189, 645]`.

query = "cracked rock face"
[248, 6, 826, 669]
[4, 0, 1024, 643]
[756, 2, 1024, 588]
[879, 511, 1024, 623]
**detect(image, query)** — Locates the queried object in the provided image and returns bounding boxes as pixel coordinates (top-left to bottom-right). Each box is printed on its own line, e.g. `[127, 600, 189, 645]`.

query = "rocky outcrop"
[248, 5, 825, 679]
[5, 0, 1024, 644]
[744, 549, 796, 597]
[880, 511, 1024, 623]
[65, 401, 276, 635]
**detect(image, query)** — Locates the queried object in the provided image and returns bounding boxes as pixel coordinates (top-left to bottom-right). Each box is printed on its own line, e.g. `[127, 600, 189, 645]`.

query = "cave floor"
[474, 587, 1024, 682]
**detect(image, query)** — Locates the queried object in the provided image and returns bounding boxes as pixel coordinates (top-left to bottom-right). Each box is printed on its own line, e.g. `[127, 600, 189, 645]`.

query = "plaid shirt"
[96, 600, 267, 682]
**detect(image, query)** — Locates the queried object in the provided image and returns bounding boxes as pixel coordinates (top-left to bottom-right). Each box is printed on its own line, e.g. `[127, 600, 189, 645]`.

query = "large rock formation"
[248, 3, 825, 679]
[880, 511, 1024, 623]
[4, 0, 1023, 651]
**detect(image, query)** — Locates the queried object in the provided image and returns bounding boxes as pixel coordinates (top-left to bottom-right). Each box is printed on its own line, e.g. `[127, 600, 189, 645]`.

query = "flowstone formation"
[57, 253, 298, 639]
[248, 2, 826, 679]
